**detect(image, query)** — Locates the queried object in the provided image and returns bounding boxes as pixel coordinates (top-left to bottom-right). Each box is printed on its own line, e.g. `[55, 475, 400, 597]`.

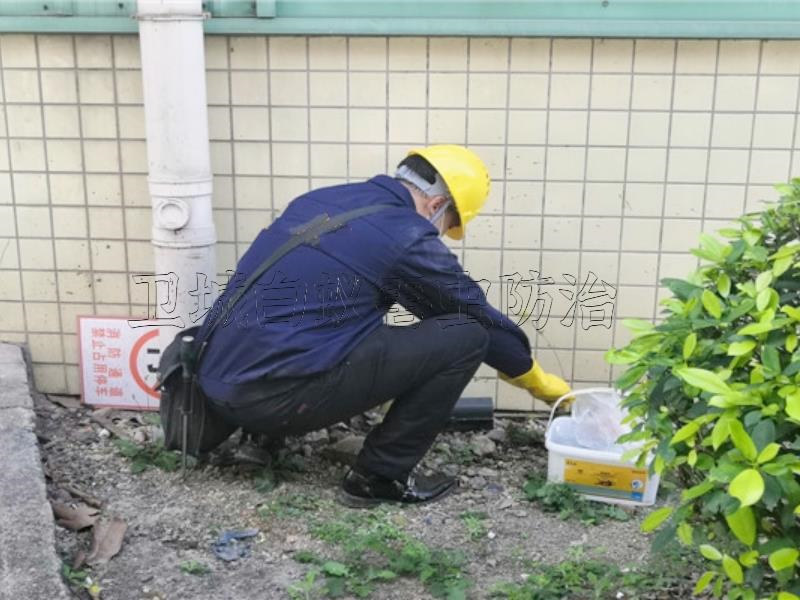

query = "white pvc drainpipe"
[136, 0, 216, 340]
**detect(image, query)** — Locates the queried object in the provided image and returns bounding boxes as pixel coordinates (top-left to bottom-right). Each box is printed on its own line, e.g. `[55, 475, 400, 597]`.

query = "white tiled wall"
[1, 34, 798, 410]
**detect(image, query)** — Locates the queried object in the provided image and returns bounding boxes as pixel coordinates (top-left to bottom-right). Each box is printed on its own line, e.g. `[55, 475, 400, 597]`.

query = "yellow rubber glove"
[499, 361, 572, 406]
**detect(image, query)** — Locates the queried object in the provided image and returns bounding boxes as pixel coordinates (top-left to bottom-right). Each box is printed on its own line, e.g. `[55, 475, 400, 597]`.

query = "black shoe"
[338, 467, 457, 508]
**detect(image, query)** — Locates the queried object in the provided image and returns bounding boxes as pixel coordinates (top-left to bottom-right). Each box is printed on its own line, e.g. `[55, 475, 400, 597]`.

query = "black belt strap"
[194, 203, 390, 367]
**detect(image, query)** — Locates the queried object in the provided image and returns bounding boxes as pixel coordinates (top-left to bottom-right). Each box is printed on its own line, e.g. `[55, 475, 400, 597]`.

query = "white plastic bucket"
[544, 388, 660, 507]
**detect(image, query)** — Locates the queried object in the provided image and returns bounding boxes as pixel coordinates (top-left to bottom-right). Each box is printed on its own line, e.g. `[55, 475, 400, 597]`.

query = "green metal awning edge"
[0, 15, 799, 38]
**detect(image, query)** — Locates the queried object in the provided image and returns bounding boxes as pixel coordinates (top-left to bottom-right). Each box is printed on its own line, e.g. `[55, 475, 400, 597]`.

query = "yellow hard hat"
[407, 145, 490, 240]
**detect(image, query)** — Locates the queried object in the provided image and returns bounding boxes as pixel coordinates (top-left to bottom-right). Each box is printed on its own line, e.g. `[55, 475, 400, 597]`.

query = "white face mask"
[428, 200, 452, 236]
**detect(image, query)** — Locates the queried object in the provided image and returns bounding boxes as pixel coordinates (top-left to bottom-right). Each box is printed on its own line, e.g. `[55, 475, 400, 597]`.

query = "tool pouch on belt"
[155, 325, 236, 456]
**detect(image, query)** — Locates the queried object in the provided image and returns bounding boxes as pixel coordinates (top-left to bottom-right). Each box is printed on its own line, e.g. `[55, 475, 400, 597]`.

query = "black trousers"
[207, 315, 490, 481]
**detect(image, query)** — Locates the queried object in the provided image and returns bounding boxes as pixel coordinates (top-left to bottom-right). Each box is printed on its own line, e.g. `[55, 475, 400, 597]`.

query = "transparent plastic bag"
[571, 389, 630, 451]
[548, 416, 580, 447]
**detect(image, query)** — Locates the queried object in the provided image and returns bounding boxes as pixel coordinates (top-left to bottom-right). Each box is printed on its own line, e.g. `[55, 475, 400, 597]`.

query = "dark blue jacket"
[197, 175, 532, 403]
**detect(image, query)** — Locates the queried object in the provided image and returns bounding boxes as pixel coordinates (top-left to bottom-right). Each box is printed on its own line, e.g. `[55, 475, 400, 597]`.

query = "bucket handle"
[545, 387, 621, 435]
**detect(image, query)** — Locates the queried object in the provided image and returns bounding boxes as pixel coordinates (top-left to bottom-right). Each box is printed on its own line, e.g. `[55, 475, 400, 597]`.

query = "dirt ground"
[34, 393, 692, 600]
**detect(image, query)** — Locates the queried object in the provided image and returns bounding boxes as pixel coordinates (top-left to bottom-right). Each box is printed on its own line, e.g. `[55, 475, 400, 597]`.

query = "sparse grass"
[489, 547, 701, 600]
[447, 444, 477, 466]
[257, 492, 326, 519]
[505, 421, 544, 447]
[179, 560, 210, 576]
[459, 510, 489, 541]
[112, 438, 182, 473]
[521, 473, 630, 525]
[250, 448, 309, 493]
[140, 413, 161, 426]
[288, 508, 472, 599]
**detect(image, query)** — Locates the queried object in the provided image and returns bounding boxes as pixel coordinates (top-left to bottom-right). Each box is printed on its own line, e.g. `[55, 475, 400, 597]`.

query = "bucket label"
[564, 459, 648, 501]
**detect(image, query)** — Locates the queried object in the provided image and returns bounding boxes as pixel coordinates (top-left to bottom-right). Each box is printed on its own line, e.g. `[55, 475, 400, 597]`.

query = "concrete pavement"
[0, 343, 69, 600]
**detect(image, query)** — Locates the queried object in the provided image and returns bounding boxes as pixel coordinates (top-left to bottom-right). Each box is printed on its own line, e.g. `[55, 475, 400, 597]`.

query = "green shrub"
[606, 180, 800, 599]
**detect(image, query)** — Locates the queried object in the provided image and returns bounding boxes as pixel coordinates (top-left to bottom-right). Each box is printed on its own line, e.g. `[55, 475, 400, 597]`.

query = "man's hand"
[499, 361, 572, 406]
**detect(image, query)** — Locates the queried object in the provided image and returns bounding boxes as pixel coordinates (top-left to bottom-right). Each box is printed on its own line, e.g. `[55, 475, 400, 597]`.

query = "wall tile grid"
[1, 34, 798, 410]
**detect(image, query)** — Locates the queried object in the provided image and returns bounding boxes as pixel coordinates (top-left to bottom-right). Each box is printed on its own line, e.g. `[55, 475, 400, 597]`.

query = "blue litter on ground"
[212, 528, 260, 561]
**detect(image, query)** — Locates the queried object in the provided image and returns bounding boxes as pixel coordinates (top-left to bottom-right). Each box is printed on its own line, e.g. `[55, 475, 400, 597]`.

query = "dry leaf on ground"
[86, 517, 127, 566]
[52, 502, 99, 531]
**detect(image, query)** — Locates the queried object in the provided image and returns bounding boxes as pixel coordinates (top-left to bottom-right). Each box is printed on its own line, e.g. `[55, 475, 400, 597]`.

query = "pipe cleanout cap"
[155, 198, 191, 231]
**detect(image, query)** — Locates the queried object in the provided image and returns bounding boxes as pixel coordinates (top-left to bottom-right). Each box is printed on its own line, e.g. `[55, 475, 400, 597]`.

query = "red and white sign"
[78, 316, 166, 410]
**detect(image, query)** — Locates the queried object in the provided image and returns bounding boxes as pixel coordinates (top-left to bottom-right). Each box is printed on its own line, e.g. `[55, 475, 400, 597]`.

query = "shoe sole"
[336, 482, 457, 509]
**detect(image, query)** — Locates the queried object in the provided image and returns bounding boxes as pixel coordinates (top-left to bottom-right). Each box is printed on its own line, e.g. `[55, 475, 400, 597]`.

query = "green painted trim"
[0, 16, 138, 33]
[202, 17, 800, 38]
[0, 0, 799, 38]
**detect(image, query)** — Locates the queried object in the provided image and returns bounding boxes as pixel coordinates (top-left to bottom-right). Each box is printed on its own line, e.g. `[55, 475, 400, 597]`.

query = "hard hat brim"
[445, 224, 464, 240]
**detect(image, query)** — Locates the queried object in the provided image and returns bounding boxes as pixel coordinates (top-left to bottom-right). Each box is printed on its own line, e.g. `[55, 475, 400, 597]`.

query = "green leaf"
[722, 555, 744, 584]
[717, 273, 731, 297]
[700, 544, 723, 561]
[739, 550, 759, 567]
[725, 506, 756, 546]
[762, 345, 781, 375]
[615, 364, 648, 390]
[641, 507, 673, 533]
[757, 443, 780, 464]
[729, 419, 758, 461]
[677, 522, 693, 546]
[768, 548, 799, 572]
[751, 419, 776, 451]
[782, 306, 800, 322]
[604, 348, 640, 365]
[662, 277, 701, 301]
[322, 561, 349, 577]
[787, 333, 798, 353]
[671, 421, 700, 445]
[738, 321, 778, 336]
[770, 240, 800, 259]
[622, 319, 655, 337]
[373, 569, 397, 581]
[702, 289, 723, 319]
[694, 571, 716, 594]
[787, 392, 800, 421]
[699, 233, 728, 260]
[709, 392, 761, 409]
[682, 480, 714, 501]
[755, 271, 773, 293]
[712, 417, 731, 450]
[756, 288, 772, 312]
[729, 469, 765, 507]
[683, 333, 697, 360]
[778, 593, 800, 600]
[773, 256, 793, 277]
[674, 367, 731, 395]
[727, 340, 756, 356]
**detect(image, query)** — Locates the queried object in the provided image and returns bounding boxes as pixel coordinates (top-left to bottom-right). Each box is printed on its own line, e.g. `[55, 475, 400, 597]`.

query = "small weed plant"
[179, 560, 210, 576]
[61, 563, 101, 598]
[522, 473, 630, 525]
[460, 510, 489, 541]
[112, 438, 181, 473]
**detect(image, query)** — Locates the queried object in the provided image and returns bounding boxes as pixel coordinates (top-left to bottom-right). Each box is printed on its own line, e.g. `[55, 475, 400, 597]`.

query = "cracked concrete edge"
[0, 343, 70, 600]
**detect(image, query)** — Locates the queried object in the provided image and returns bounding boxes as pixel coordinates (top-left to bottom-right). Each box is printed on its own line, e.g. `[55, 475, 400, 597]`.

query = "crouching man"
[194, 145, 571, 507]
